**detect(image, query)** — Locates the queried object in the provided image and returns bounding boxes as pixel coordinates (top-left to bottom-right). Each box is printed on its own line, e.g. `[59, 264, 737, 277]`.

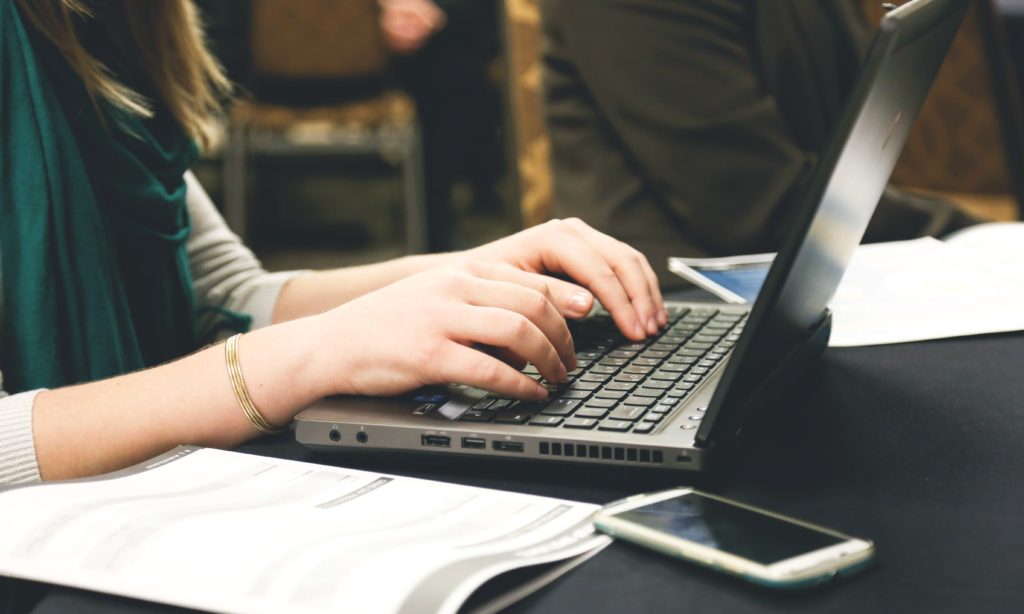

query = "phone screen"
[693, 263, 770, 304]
[615, 492, 845, 565]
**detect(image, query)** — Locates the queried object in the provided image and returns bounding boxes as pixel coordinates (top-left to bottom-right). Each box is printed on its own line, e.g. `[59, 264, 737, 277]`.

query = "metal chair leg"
[223, 121, 249, 241]
[402, 122, 428, 254]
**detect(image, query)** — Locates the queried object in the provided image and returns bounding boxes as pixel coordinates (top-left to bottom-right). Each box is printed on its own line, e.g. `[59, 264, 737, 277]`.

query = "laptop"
[295, 0, 971, 470]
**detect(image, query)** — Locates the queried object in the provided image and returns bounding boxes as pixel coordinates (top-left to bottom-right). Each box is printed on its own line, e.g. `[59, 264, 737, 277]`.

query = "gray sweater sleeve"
[0, 172, 304, 484]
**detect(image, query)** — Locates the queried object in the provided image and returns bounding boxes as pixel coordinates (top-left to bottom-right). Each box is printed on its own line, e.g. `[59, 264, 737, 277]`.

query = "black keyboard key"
[622, 365, 654, 375]
[642, 380, 672, 390]
[594, 389, 627, 400]
[606, 381, 637, 392]
[597, 420, 633, 432]
[459, 410, 494, 422]
[584, 398, 618, 409]
[529, 415, 564, 427]
[632, 358, 661, 367]
[540, 399, 580, 416]
[581, 372, 610, 383]
[634, 422, 656, 434]
[494, 410, 533, 424]
[623, 395, 656, 407]
[640, 350, 669, 360]
[563, 417, 598, 429]
[589, 365, 618, 375]
[559, 389, 591, 400]
[634, 387, 664, 398]
[650, 371, 679, 381]
[576, 406, 611, 419]
[567, 381, 601, 392]
[608, 406, 647, 421]
[614, 373, 645, 383]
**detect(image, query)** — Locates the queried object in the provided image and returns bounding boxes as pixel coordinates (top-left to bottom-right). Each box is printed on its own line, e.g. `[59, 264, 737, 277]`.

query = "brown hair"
[15, 0, 231, 149]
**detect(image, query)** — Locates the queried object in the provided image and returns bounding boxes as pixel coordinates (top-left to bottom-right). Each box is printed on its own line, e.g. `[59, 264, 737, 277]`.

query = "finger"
[477, 345, 528, 372]
[564, 219, 664, 335]
[635, 247, 668, 326]
[449, 304, 568, 384]
[468, 261, 594, 320]
[436, 343, 548, 400]
[455, 265, 577, 369]
[531, 221, 645, 340]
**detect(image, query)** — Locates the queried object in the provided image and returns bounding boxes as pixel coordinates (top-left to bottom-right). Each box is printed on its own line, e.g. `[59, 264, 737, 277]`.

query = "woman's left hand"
[467, 218, 667, 341]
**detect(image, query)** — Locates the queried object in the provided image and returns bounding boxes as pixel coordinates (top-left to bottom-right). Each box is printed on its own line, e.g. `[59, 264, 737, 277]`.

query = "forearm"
[32, 316, 326, 481]
[272, 252, 454, 322]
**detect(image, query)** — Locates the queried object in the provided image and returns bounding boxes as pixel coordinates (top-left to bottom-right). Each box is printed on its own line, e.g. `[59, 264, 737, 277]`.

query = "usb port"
[421, 434, 451, 448]
[461, 437, 486, 450]
[492, 440, 524, 453]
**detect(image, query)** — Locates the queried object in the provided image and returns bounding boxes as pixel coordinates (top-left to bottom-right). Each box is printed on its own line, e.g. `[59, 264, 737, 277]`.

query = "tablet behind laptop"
[294, 0, 971, 470]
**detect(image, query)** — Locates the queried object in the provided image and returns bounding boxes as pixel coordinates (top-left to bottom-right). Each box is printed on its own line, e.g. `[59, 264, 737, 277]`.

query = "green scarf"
[0, 0, 200, 393]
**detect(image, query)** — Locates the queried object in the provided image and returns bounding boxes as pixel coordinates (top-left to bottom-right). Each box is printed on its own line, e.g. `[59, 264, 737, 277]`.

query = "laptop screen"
[697, 0, 971, 447]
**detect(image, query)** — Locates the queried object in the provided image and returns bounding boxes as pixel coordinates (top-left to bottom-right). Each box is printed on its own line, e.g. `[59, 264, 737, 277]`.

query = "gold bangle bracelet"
[225, 333, 283, 435]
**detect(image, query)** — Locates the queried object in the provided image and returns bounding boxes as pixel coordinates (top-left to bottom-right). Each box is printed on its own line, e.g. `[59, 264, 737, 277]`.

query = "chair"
[863, 0, 1024, 221]
[222, 0, 427, 251]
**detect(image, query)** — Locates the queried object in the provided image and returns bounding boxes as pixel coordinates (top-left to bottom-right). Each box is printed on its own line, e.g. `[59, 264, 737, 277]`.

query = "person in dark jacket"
[542, 0, 975, 286]
[380, 0, 504, 251]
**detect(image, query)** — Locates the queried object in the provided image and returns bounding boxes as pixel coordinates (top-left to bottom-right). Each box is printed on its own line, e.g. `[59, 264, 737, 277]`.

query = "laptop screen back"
[697, 0, 971, 447]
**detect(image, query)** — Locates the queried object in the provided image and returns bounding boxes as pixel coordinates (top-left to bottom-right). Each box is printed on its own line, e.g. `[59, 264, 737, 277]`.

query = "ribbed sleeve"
[0, 389, 43, 484]
[185, 172, 304, 337]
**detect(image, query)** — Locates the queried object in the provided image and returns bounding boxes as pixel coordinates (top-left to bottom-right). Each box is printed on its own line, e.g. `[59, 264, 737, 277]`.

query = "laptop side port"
[461, 437, 486, 450]
[492, 440, 524, 453]
[421, 434, 451, 448]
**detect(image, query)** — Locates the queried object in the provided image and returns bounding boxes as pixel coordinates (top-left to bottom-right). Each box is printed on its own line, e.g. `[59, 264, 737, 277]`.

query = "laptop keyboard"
[451, 305, 747, 434]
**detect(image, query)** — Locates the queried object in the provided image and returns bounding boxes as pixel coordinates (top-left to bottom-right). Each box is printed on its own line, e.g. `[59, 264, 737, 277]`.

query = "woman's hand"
[466, 218, 667, 341]
[314, 258, 579, 400]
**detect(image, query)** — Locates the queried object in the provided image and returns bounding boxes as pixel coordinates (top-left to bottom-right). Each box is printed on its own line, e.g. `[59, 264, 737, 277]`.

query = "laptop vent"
[538, 441, 663, 464]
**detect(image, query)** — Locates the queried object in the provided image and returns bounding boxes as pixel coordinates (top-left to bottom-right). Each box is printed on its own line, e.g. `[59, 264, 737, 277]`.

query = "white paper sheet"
[669, 223, 1024, 347]
[829, 236, 1024, 346]
[0, 448, 609, 614]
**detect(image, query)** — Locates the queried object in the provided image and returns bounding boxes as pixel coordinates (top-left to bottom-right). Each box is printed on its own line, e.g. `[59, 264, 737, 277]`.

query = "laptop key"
[597, 420, 633, 432]
[540, 399, 580, 416]
[494, 410, 533, 424]
[558, 389, 591, 400]
[606, 381, 637, 392]
[623, 395, 656, 407]
[633, 422, 656, 434]
[585, 398, 618, 408]
[634, 387, 664, 398]
[529, 415, 564, 427]
[594, 389, 627, 400]
[608, 406, 647, 421]
[562, 417, 598, 430]
[459, 410, 494, 422]
[576, 406, 611, 419]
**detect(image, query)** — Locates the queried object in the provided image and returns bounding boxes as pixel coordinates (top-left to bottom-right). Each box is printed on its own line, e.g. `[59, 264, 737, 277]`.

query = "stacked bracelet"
[225, 333, 283, 435]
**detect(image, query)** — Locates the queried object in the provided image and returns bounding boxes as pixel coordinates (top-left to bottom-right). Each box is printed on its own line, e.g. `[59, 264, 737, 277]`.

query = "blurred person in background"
[379, 0, 505, 251]
[542, 0, 977, 287]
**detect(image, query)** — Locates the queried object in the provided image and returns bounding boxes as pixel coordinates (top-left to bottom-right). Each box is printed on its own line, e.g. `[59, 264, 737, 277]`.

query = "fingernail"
[659, 310, 668, 326]
[535, 384, 549, 399]
[570, 290, 592, 313]
[646, 318, 658, 334]
[634, 322, 645, 338]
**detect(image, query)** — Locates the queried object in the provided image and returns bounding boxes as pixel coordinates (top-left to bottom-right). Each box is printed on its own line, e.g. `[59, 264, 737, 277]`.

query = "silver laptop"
[295, 0, 970, 470]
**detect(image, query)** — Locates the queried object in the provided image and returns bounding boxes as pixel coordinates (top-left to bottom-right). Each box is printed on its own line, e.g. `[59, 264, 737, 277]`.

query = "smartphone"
[667, 254, 774, 304]
[593, 488, 875, 589]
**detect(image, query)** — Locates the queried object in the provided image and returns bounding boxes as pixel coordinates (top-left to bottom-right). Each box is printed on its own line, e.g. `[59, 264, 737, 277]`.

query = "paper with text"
[0, 448, 608, 614]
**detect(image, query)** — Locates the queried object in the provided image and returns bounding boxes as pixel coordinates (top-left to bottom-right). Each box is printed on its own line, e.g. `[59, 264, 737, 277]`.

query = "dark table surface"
[8, 325, 1024, 614]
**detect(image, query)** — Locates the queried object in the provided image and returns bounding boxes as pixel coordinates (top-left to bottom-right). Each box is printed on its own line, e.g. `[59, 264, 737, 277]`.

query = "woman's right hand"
[310, 258, 581, 401]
